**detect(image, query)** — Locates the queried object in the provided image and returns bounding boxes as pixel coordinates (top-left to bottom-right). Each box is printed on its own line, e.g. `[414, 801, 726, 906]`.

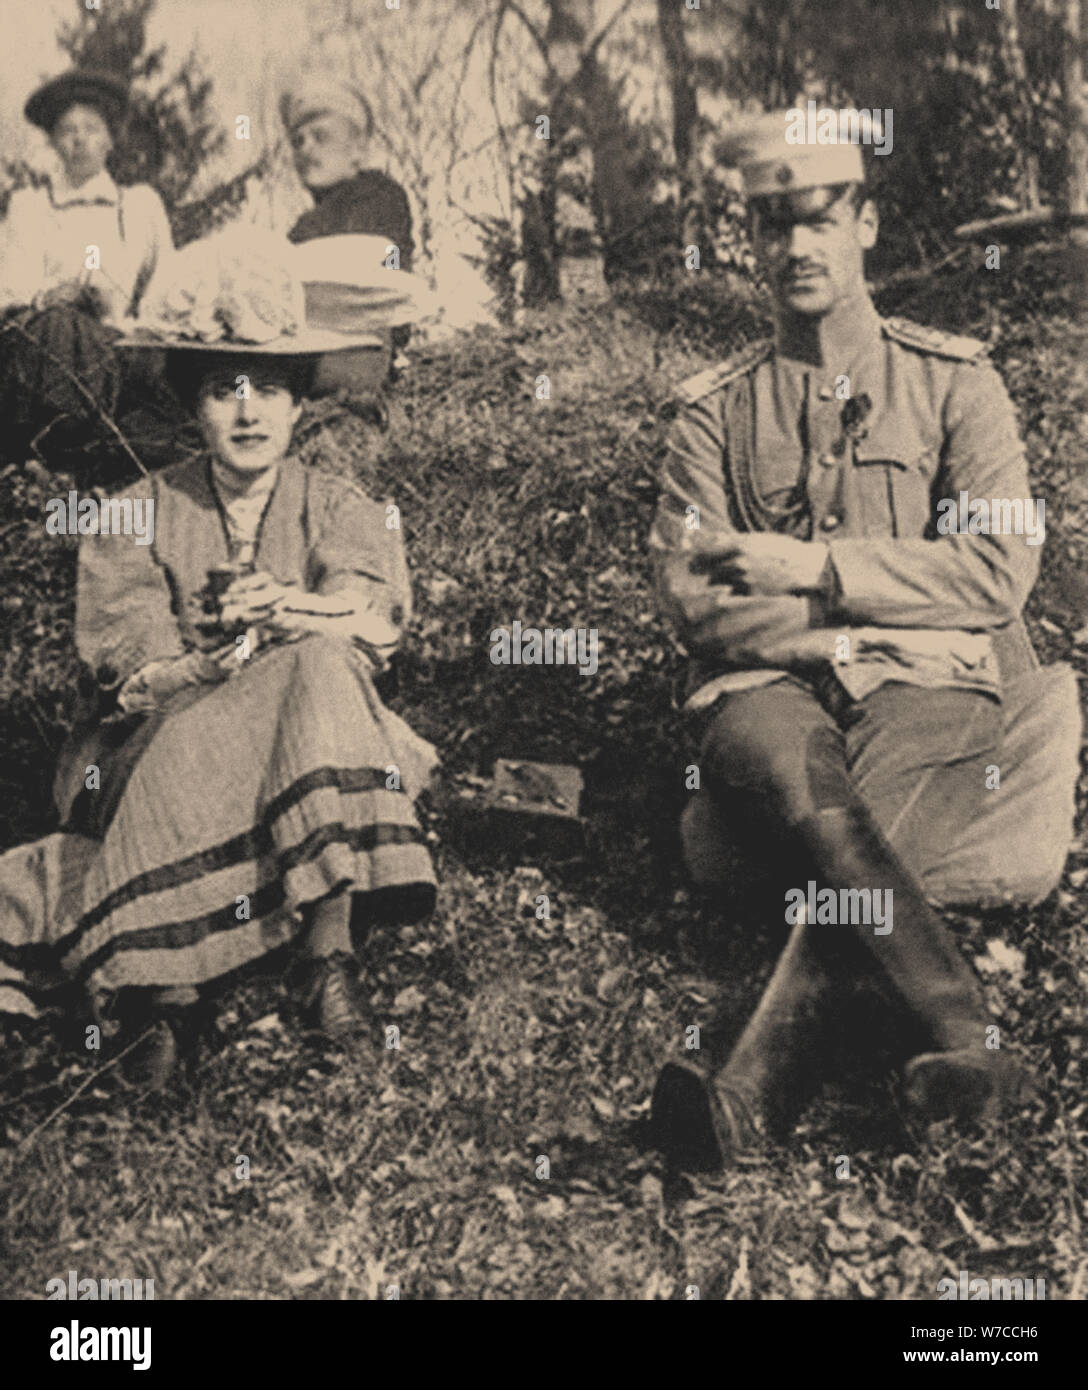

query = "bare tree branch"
[445, 10, 492, 182]
[488, 1, 520, 222]
[503, 0, 551, 64]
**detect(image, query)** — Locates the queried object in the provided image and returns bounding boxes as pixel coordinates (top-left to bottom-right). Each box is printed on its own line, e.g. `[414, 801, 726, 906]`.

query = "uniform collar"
[312, 175, 358, 204]
[773, 290, 884, 375]
[311, 170, 380, 204]
[49, 168, 119, 209]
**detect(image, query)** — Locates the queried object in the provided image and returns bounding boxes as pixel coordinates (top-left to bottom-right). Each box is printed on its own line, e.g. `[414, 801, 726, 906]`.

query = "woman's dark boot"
[299, 951, 369, 1039]
[118, 986, 199, 1090]
[299, 892, 369, 1040]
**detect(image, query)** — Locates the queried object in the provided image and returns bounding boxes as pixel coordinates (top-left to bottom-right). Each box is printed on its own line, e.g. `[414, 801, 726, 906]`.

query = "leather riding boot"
[796, 802, 1030, 1124]
[713, 911, 833, 1135]
[652, 913, 837, 1169]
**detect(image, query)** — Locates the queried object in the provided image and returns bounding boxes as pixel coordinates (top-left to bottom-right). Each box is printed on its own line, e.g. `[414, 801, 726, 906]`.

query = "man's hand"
[692, 535, 829, 597]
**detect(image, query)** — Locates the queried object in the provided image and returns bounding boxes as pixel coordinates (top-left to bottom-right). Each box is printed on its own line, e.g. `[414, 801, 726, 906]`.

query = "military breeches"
[697, 676, 1002, 889]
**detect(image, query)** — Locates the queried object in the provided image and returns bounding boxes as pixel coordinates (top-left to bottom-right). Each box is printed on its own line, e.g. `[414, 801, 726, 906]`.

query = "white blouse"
[0, 170, 173, 320]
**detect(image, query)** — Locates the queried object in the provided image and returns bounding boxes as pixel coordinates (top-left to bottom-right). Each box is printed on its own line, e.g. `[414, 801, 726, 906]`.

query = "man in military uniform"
[649, 112, 1079, 1168]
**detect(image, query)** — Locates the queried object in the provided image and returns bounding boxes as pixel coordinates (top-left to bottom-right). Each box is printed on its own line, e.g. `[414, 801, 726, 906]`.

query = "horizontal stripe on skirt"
[2, 635, 437, 1005]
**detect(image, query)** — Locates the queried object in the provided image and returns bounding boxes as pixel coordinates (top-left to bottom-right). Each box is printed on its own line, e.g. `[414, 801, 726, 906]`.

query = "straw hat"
[290, 235, 440, 333]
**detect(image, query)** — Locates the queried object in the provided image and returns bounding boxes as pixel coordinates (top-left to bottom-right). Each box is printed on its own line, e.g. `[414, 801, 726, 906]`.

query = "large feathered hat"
[118, 229, 437, 357]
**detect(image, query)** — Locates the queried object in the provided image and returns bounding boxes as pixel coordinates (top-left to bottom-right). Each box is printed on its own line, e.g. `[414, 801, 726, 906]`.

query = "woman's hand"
[218, 571, 288, 629]
[116, 649, 229, 713]
[272, 585, 401, 660]
[220, 575, 400, 661]
[270, 589, 398, 648]
[344, 606, 400, 653]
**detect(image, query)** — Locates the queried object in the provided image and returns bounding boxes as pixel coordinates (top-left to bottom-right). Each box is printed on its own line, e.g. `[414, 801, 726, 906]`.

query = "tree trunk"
[519, 0, 594, 304]
[657, 0, 698, 170]
[657, 0, 701, 246]
[1001, 0, 1041, 210]
[1062, 0, 1087, 214]
[520, 0, 648, 300]
[1063, 0, 1088, 293]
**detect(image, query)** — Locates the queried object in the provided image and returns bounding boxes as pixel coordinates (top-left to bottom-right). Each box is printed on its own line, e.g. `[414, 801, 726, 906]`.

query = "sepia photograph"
[0, 0, 1085, 1349]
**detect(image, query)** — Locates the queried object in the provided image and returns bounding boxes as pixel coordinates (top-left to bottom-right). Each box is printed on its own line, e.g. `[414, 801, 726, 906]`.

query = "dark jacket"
[288, 170, 414, 375]
[288, 170, 414, 269]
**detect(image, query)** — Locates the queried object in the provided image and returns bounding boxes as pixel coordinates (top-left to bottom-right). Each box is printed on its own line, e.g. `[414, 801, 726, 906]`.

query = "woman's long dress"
[0, 456, 436, 1013]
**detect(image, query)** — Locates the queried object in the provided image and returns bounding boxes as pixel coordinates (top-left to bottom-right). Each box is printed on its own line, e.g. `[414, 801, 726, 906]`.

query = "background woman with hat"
[1, 240, 438, 1086]
[0, 68, 174, 463]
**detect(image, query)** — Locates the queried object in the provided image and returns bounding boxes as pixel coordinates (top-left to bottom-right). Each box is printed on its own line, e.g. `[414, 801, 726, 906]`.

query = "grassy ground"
[1, 253, 1086, 1300]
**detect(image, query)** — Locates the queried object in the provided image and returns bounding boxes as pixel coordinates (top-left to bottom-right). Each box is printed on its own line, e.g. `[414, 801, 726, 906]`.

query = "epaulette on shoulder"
[675, 337, 773, 406]
[881, 316, 988, 362]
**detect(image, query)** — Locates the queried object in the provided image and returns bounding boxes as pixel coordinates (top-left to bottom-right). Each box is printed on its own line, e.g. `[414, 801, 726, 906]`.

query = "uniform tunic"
[657, 294, 1079, 907]
[652, 295, 1041, 710]
[0, 455, 436, 1011]
[287, 171, 414, 269]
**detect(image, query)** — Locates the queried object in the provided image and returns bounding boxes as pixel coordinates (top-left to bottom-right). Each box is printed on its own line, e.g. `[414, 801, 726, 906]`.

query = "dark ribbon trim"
[0, 823, 427, 987]
[14, 766, 412, 963]
[72, 824, 428, 983]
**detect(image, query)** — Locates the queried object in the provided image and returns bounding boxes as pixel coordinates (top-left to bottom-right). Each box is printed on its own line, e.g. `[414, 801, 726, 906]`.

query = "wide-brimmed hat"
[25, 69, 129, 135]
[118, 230, 438, 356]
[118, 232, 383, 357]
[291, 235, 440, 331]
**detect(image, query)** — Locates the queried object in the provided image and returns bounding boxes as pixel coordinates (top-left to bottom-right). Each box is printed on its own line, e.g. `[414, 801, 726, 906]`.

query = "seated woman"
[2, 244, 437, 1087]
[280, 78, 413, 405]
[0, 68, 173, 461]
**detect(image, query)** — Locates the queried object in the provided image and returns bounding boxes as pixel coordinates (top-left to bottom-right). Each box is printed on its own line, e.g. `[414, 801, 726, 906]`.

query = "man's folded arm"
[652, 395, 821, 669]
[826, 363, 1040, 628]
